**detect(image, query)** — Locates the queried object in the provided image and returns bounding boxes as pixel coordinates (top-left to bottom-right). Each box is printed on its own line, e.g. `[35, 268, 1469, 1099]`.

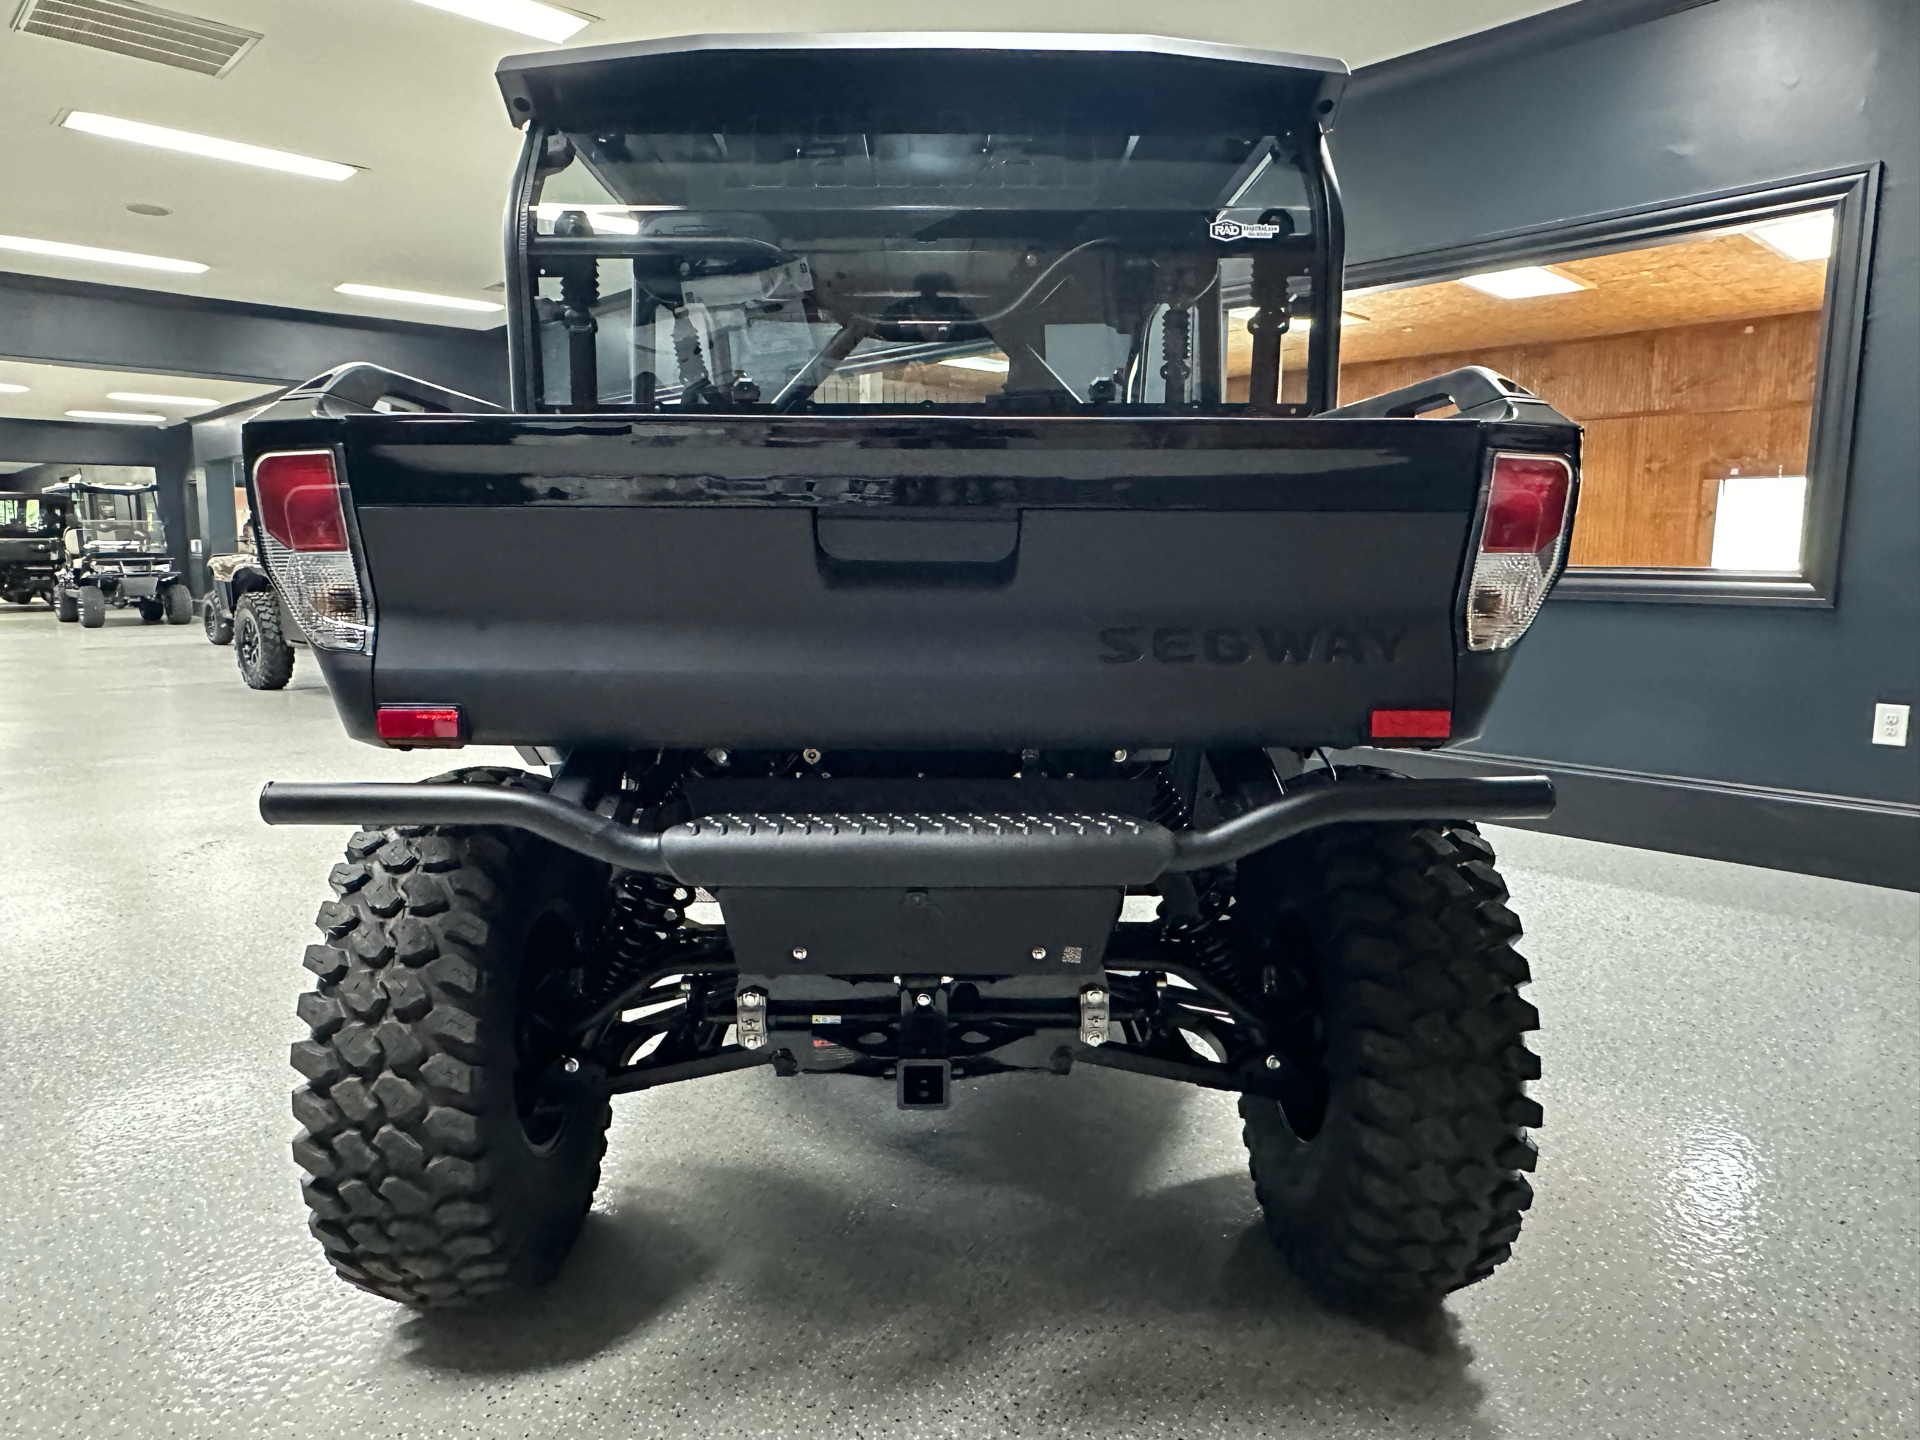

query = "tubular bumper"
[258, 774, 1555, 884]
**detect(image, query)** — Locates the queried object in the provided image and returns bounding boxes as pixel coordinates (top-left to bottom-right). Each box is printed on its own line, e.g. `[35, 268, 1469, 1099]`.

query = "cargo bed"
[243, 407, 1575, 751]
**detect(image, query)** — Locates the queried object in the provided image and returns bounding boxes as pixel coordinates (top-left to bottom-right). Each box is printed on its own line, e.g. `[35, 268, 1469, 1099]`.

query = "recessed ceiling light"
[1457, 267, 1588, 299]
[0, 234, 207, 273]
[61, 112, 357, 182]
[938, 355, 1010, 373]
[336, 283, 505, 313]
[401, 0, 592, 43]
[67, 410, 168, 424]
[108, 391, 218, 406]
[1748, 211, 1834, 263]
[0, 383, 29, 394]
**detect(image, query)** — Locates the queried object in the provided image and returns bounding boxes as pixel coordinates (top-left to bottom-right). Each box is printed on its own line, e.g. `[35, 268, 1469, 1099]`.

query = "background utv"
[248, 33, 1581, 1316]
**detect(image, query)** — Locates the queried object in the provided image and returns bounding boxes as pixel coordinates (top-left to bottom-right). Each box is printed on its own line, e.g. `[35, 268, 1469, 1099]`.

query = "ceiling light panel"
[107, 390, 217, 405]
[0, 383, 30, 394]
[1457, 267, 1588, 299]
[13, 0, 261, 76]
[61, 111, 357, 181]
[67, 409, 168, 423]
[1748, 211, 1834, 263]
[336, 283, 504, 312]
[0, 234, 207, 273]
[402, 0, 591, 43]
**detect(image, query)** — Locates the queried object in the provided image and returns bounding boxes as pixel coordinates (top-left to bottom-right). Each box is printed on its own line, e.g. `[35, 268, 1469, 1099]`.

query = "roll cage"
[495, 33, 1350, 417]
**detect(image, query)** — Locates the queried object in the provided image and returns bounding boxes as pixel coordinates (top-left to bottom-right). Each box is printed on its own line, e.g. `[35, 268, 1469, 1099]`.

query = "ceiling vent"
[11, 0, 261, 77]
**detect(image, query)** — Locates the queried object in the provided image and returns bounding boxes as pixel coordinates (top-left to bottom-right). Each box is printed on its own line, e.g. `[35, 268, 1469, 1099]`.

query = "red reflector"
[255, 451, 348, 552]
[1371, 708, 1452, 739]
[376, 705, 464, 746]
[1481, 454, 1572, 553]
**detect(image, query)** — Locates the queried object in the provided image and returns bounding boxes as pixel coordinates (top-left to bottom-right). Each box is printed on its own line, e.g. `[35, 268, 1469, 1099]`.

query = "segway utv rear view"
[247, 33, 1578, 1315]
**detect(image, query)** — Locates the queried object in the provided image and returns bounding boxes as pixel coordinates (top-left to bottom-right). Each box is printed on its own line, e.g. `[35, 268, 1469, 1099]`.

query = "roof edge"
[496, 31, 1349, 126]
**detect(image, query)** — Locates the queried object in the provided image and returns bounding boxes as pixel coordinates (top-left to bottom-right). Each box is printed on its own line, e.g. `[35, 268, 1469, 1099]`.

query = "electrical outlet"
[1872, 702, 1909, 747]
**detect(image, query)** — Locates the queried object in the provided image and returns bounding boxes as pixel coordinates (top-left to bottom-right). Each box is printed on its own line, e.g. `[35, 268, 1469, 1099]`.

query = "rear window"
[522, 128, 1324, 414]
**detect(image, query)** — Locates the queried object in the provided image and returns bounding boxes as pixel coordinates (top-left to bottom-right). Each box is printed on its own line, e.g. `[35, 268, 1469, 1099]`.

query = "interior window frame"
[1341, 166, 1880, 608]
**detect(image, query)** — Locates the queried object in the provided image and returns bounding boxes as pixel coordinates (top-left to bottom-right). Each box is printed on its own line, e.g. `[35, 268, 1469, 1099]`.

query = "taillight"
[251, 449, 370, 654]
[376, 704, 463, 747]
[1465, 452, 1575, 651]
[255, 452, 347, 551]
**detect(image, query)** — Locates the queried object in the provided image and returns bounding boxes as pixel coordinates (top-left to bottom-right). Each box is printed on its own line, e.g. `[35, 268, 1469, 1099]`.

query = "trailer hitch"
[259, 773, 1554, 884]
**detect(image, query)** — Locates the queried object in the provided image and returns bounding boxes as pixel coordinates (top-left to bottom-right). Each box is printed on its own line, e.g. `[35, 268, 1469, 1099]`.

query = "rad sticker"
[1209, 217, 1285, 242]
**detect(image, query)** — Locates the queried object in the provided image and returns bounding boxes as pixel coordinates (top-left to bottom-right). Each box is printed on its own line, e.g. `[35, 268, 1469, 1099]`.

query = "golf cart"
[0, 490, 68, 606]
[48, 479, 191, 628]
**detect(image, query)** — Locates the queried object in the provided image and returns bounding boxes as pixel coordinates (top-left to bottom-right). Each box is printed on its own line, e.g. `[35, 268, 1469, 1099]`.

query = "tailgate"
[329, 413, 1495, 750]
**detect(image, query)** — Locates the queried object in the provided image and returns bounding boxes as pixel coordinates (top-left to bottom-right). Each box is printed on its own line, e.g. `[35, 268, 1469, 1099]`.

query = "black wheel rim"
[237, 613, 258, 670]
[514, 911, 580, 1152]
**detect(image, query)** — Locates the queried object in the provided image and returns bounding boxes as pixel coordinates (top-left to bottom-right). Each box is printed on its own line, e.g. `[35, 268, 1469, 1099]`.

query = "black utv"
[205, 369, 498, 687]
[249, 34, 1581, 1317]
[0, 490, 68, 607]
[47, 479, 191, 628]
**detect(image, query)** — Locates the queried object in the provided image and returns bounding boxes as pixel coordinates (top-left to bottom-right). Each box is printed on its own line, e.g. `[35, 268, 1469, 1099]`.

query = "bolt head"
[802, 747, 822, 764]
[561, 1056, 581, 1074]
[1085, 988, 1106, 1005]
[1031, 946, 1047, 960]
[740, 991, 765, 1007]
[1264, 1054, 1282, 1071]
[915, 992, 933, 1008]
[1113, 749, 1128, 762]
[791, 946, 808, 960]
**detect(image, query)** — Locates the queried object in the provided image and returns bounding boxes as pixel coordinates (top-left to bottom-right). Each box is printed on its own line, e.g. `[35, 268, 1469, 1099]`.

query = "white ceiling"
[0, 356, 278, 424]
[0, 2, 1574, 330]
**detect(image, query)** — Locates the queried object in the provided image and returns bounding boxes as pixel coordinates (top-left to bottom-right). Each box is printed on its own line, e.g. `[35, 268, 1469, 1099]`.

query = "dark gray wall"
[0, 271, 509, 403]
[1337, 0, 1919, 811]
[2, 272, 511, 589]
[0, 415, 179, 472]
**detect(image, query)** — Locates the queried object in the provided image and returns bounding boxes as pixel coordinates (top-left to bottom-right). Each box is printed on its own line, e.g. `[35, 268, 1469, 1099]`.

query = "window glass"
[73, 486, 166, 552]
[527, 129, 1320, 413]
[1336, 208, 1836, 573]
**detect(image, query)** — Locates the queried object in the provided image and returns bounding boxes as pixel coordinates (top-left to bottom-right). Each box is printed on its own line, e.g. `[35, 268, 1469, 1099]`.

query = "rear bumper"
[257, 773, 1554, 883]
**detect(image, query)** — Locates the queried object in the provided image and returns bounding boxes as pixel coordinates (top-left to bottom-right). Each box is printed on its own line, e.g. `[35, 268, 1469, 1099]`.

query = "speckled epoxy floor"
[0, 608, 1914, 1440]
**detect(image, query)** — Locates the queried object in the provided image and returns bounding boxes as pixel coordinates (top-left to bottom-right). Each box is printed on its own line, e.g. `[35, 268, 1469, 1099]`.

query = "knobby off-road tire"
[291, 768, 615, 1308]
[234, 591, 293, 689]
[137, 598, 165, 623]
[77, 586, 106, 628]
[1237, 819, 1541, 1312]
[54, 587, 78, 623]
[203, 594, 233, 645]
[162, 581, 193, 624]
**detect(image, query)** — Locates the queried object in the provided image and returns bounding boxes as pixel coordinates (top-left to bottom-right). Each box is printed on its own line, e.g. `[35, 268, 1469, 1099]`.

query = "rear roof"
[496, 32, 1348, 135]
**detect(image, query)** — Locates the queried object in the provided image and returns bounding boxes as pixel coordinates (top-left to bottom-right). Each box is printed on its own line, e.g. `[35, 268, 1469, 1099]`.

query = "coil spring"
[1157, 868, 1241, 993]
[1145, 769, 1244, 999]
[583, 871, 688, 1009]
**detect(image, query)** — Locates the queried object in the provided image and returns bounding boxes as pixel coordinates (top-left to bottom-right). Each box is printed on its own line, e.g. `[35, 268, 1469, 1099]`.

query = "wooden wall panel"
[1336, 311, 1822, 567]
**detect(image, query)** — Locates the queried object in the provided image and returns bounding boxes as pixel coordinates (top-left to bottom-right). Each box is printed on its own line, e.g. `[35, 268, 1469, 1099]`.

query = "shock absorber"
[1159, 303, 1192, 406]
[582, 870, 688, 1011]
[553, 211, 601, 412]
[672, 309, 714, 406]
[1157, 869, 1241, 994]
